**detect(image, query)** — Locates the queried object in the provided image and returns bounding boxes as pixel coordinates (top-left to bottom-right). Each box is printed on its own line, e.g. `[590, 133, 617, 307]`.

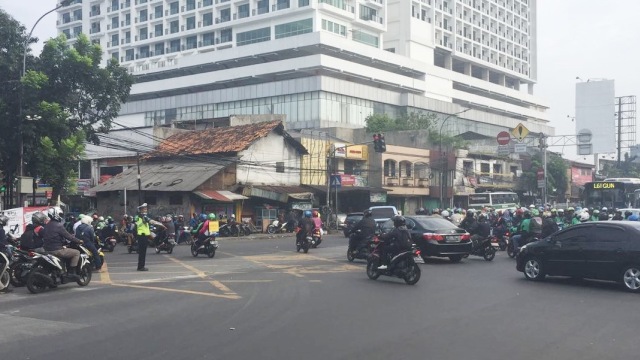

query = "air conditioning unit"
[215, 18, 220, 24]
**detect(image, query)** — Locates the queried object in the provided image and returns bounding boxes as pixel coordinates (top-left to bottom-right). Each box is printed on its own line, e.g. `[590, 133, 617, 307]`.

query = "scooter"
[366, 239, 422, 285]
[267, 219, 291, 234]
[178, 226, 193, 245]
[191, 235, 218, 258]
[0, 251, 10, 292]
[8, 247, 39, 287]
[311, 228, 322, 248]
[155, 234, 177, 254]
[296, 233, 311, 254]
[25, 243, 93, 294]
[97, 236, 117, 252]
[347, 235, 376, 262]
[468, 236, 496, 261]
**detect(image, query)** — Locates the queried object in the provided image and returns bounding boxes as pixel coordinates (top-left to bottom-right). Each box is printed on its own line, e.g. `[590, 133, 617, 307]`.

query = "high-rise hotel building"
[56, 0, 551, 137]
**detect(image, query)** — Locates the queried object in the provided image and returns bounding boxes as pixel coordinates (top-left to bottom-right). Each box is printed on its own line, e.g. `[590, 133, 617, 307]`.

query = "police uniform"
[135, 203, 151, 271]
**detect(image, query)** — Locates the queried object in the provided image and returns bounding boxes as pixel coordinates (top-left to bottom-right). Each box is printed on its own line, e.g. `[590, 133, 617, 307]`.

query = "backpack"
[20, 225, 43, 250]
[529, 216, 543, 234]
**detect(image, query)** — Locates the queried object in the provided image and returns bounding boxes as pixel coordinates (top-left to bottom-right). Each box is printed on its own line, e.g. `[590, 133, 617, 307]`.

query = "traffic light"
[373, 133, 386, 153]
[0, 184, 5, 193]
[373, 134, 380, 152]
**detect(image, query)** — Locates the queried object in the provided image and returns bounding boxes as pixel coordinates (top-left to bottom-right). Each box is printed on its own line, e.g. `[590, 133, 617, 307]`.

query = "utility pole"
[136, 153, 142, 206]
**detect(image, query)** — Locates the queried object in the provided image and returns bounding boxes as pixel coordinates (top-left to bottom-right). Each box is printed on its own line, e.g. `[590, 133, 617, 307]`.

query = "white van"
[368, 206, 400, 224]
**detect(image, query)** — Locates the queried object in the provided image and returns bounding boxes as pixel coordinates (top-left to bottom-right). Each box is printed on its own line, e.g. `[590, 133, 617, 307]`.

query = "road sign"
[330, 175, 341, 188]
[514, 143, 527, 153]
[537, 168, 545, 188]
[497, 145, 510, 155]
[496, 131, 511, 145]
[512, 123, 530, 142]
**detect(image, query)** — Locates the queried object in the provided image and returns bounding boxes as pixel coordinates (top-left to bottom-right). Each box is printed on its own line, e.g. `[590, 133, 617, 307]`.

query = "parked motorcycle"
[467, 236, 496, 261]
[191, 236, 218, 258]
[267, 220, 291, 234]
[311, 228, 322, 248]
[366, 239, 421, 285]
[25, 243, 93, 294]
[0, 251, 10, 292]
[155, 234, 177, 254]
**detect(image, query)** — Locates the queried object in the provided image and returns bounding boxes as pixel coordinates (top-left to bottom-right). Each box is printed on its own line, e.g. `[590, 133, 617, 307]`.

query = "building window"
[154, 5, 163, 18]
[399, 161, 412, 178]
[492, 163, 502, 175]
[139, 45, 150, 58]
[170, 1, 179, 15]
[322, 19, 346, 36]
[186, 36, 197, 49]
[463, 161, 473, 176]
[352, 30, 379, 47]
[169, 39, 180, 52]
[220, 8, 231, 22]
[359, 4, 377, 21]
[220, 28, 232, 43]
[236, 27, 270, 46]
[277, 0, 290, 10]
[257, 0, 269, 14]
[203, 0, 213, 6]
[154, 43, 164, 55]
[384, 160, 397, 177]
[203, 12, 213, 26]
[276, 162, 285, 173]
[414, 162, 429, 179]
[187, 0, 196, 11]
[144, 193, 158, 206]
[202, 32, 215, 46]
[299, 0, 309, 6]
[140, 9, 148, 22]
[169, 194, 183, 205]
[139, 27, 148, 40]
[510, 166, 518, 176]
[186, 16, 196, 30]
[275, 18, 312, 39]
[154, 24, 163, 37]
[125, 49, 134, 61]
[238, 4, 250, 19]
[480, 163, 490, 174]
[170, 20, 179, 33]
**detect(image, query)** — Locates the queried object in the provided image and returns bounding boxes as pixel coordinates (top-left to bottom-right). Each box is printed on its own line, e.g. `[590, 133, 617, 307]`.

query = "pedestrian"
[135, 203, 151, 271]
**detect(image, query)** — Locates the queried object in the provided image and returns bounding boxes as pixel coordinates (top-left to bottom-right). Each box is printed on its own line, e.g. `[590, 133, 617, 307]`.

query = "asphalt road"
[1, 233, 639, 360]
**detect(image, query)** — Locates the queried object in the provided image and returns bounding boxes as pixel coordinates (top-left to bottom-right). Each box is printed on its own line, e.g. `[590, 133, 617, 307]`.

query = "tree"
[0, 10, 134, 203]
[521, 152, 568, 202]
[39, 131, 85, 201]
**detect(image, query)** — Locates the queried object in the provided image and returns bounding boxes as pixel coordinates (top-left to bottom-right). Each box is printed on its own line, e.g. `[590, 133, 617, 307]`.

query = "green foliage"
[600, 154, 640, 178]
[521, 153, 568, 200]
[0, 10, 134, 201]
[39, 131, 85, 199]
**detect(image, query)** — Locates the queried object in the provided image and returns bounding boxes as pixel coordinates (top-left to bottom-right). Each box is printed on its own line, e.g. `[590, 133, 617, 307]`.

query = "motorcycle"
[296, 233, 311, 254]
[0, 251, 10, 292]
[25, 243, 93, 294]
[507, 235, 539, 258]
[267, 219, 290, 234]
[97, 235, 117, 252]
[468, 236, 496, 261]
[366, 239, 422, 285]
[8, 247, 39, 287]
[191, 236, 218, 258]
[490, 227, 509, 251]
[178, 226, 193, 245]
[347, 233, 376, 262]
[311, 228, 322, 248]
[155, 234, 177, 254]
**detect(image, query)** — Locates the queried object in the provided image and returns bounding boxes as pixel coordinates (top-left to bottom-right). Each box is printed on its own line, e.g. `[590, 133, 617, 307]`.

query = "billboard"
[575, 80, 615, 154]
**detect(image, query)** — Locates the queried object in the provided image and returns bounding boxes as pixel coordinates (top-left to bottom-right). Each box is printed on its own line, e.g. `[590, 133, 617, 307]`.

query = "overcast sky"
[2, 0, 639, 160]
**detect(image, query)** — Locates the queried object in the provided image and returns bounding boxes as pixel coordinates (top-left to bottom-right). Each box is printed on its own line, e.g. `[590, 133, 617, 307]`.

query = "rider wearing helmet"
[0, 214, 10, 257]
[350, 209, 377, 254]
[76, 214, 102, 271]
[195, 213, 218, 249]
[541, 211, 559, 238]
[450, 208, 464, 226]
[416, 207, 426, 215]
[20, 212, 47, 252]
[296, 210, 316, 247]
[376, 215, 413, 270]
[311, 210, 323, 234]
[579, 211, 590, 223]
[591, 209, 600, 222]
[612, 209, 624, 221]
[460, 210, 478, 234]
[440, 210, 451, 221]
[42, 207, 84, 280]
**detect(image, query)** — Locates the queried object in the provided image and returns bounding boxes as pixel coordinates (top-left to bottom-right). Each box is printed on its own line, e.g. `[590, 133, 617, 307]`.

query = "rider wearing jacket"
[349, 209, 376, 253]
[76, 215, 102, 271]
[296, 210, 316, 246]
[0, 215, 9, 257]
[377, 215, 412, 270]
[541, 211, 559, 238]
[42, 207, 83, 280]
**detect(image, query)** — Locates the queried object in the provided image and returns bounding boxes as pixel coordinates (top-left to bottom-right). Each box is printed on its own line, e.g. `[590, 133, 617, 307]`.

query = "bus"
[465, 192, 520, 210]
[582, 178, 640, 209]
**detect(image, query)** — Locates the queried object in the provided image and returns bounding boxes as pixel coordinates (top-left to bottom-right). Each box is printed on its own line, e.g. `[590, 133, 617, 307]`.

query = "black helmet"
[0, 215, 8, 226]
[466, 211, 475, 218]
[363, 209, 372, 217]
[32, 212, 47, 226]
[392, 215, 406, 228]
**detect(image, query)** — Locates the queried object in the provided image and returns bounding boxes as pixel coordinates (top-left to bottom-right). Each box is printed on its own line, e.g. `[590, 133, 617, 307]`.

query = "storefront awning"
[194, 190, 249, 202]
[242, 185, 317, 203]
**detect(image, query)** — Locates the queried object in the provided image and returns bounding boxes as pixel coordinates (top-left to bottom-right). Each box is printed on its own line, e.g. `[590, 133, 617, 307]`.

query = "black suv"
[516, 221, 640, 292]
[343, 212, 364, 237]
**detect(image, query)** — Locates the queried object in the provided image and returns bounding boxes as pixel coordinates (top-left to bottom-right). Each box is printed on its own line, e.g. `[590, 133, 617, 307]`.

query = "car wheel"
[523, 257, 545, 281]
[448, 255, 463, 263]
[621, 265, 640, 292]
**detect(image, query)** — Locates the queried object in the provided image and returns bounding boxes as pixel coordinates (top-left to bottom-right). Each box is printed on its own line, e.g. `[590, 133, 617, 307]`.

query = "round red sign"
[496, 131, 511, 145]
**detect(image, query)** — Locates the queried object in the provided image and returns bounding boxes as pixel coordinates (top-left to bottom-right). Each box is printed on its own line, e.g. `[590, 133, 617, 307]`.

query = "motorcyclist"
[590, 209, 600, 222]
[377, 215, 413, 270]
[599, 207, 609, 221]
[42, 207, 84, 280]
[100, 216, 118, 242]
[440, 210, 451, 222]
[579, 212, 590, 223]
[460, 210, 478, 234]
[511, 210, 531, 252]
[612, 210, 624, 221]
[195, 213, 218, 249]
[296, 210, 315, 247]
[125, 215, 136, 246]
[541, 211, 559, 238]
[528, 209, 543, 240]
[470, 213, 491, 249]
[75, 215, 102, 271]
[349, 209, 377, 254]
[95, 216, 106, 232]
[311, 210, 323, 235]
[625, 211, 633, 220]
[20, 212, 47, 252]
[450, 208, 463, 226]
[174, 215, 185, 239]
[0, 215, 10, 258]
[492, 210, 508, 241]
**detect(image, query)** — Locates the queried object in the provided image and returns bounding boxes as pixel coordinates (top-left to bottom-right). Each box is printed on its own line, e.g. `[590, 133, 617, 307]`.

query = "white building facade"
[57, 0, 551, 143]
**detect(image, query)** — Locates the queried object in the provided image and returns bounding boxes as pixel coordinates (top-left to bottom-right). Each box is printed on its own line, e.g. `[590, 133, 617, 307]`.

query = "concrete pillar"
[498, 73, 506, 86]
[482, 68, 489, 81]
[464, 62, 472, 76]
[513, 81, 520, 90]
[528, 83, 534, 95]
[444, 54, 453, 70]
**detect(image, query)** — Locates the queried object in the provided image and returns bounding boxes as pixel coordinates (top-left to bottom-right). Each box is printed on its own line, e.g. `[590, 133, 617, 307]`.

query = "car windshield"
[346, 214, 363, 222]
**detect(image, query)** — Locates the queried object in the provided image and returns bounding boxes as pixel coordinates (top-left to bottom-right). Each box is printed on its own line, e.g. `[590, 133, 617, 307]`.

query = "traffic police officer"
[135, 203, 150, 271]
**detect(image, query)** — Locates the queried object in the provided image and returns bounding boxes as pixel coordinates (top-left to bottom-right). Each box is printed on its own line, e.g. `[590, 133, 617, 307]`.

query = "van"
[368, 206, 399, 224]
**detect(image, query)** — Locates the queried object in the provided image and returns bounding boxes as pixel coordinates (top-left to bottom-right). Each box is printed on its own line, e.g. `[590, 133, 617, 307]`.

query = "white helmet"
[601, 207, 608, 212]
[579, 212, 590, 222]
[441, 210, 450, 217]
[47, 206, 64, 222]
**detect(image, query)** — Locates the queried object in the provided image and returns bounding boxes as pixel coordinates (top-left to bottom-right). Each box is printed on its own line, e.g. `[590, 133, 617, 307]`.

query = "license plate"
[446, 236, 460, 243]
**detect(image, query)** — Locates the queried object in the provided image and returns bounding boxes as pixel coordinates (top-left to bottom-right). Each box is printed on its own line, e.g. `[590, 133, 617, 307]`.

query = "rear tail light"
[415, 249, 421, 256]
[460, 234, 471, 242]
[422, 233, 444, 241]
[28, 251, 36, 257]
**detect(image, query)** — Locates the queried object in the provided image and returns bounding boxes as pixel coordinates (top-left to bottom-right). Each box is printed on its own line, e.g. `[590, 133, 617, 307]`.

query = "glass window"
[140, 9, 148, 22]
[203, 32, 215, 46]
[170, 1, 179, 14]
[187, 0, 196, 11]
[186, 16, 195, 30]
[170, 20, 179, 33]
[221, 28, 232, 43]
[203, 12, 213, 26]
[321, 19, 347, 37]
[220, 8, 231, 22]
[359, 4, 377, 21]
[384, 160, 396, 177]
[352, 30, 379, 47]
[169, 39, 180, 52]
[299, 0, 309, 6]
[238, 4, 250, 18]
[236, 27, 271, 46]
[275, 18, 312, 39]
[154, 43, 164, 55]
[277, 0, 290, 10]
[203, 0, 213, 6]
[257, 0, 269, 14]
[154, 24, 163, 36]
[186, 35, 197, 49]
[154, 5, 163, 18]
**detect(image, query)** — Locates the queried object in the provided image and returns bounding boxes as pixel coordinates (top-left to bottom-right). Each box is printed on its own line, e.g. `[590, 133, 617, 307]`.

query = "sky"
[2, 0, 639, 161]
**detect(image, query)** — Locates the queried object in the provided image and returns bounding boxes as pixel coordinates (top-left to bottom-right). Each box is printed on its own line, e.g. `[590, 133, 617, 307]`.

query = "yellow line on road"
[110, 283, 240, 299]
[164, 255, 240, 299]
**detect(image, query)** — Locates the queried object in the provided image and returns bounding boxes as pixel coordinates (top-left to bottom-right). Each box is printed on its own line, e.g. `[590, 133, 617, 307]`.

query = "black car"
[516, 221, 640, 292]
[343, 212, 364, 237]
[380, 215, 472, 262]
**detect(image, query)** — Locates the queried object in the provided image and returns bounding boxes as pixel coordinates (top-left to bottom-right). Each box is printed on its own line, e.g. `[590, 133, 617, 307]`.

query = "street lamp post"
[438, 108, 471, 209]
[18, 0, 72, 207]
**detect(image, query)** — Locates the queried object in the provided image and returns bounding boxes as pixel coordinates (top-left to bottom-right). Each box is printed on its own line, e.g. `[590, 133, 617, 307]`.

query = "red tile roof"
[145, 120, 307, 159]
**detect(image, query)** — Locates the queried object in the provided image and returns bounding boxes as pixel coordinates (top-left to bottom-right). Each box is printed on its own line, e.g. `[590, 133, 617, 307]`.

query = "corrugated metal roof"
[193, 190, 248, 202]
[144, 120, 307, 159]
[92, 160, 229, 192]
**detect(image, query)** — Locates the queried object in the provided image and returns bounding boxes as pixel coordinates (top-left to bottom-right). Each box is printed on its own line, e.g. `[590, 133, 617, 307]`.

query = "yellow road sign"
[512, 123, 530, 142]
